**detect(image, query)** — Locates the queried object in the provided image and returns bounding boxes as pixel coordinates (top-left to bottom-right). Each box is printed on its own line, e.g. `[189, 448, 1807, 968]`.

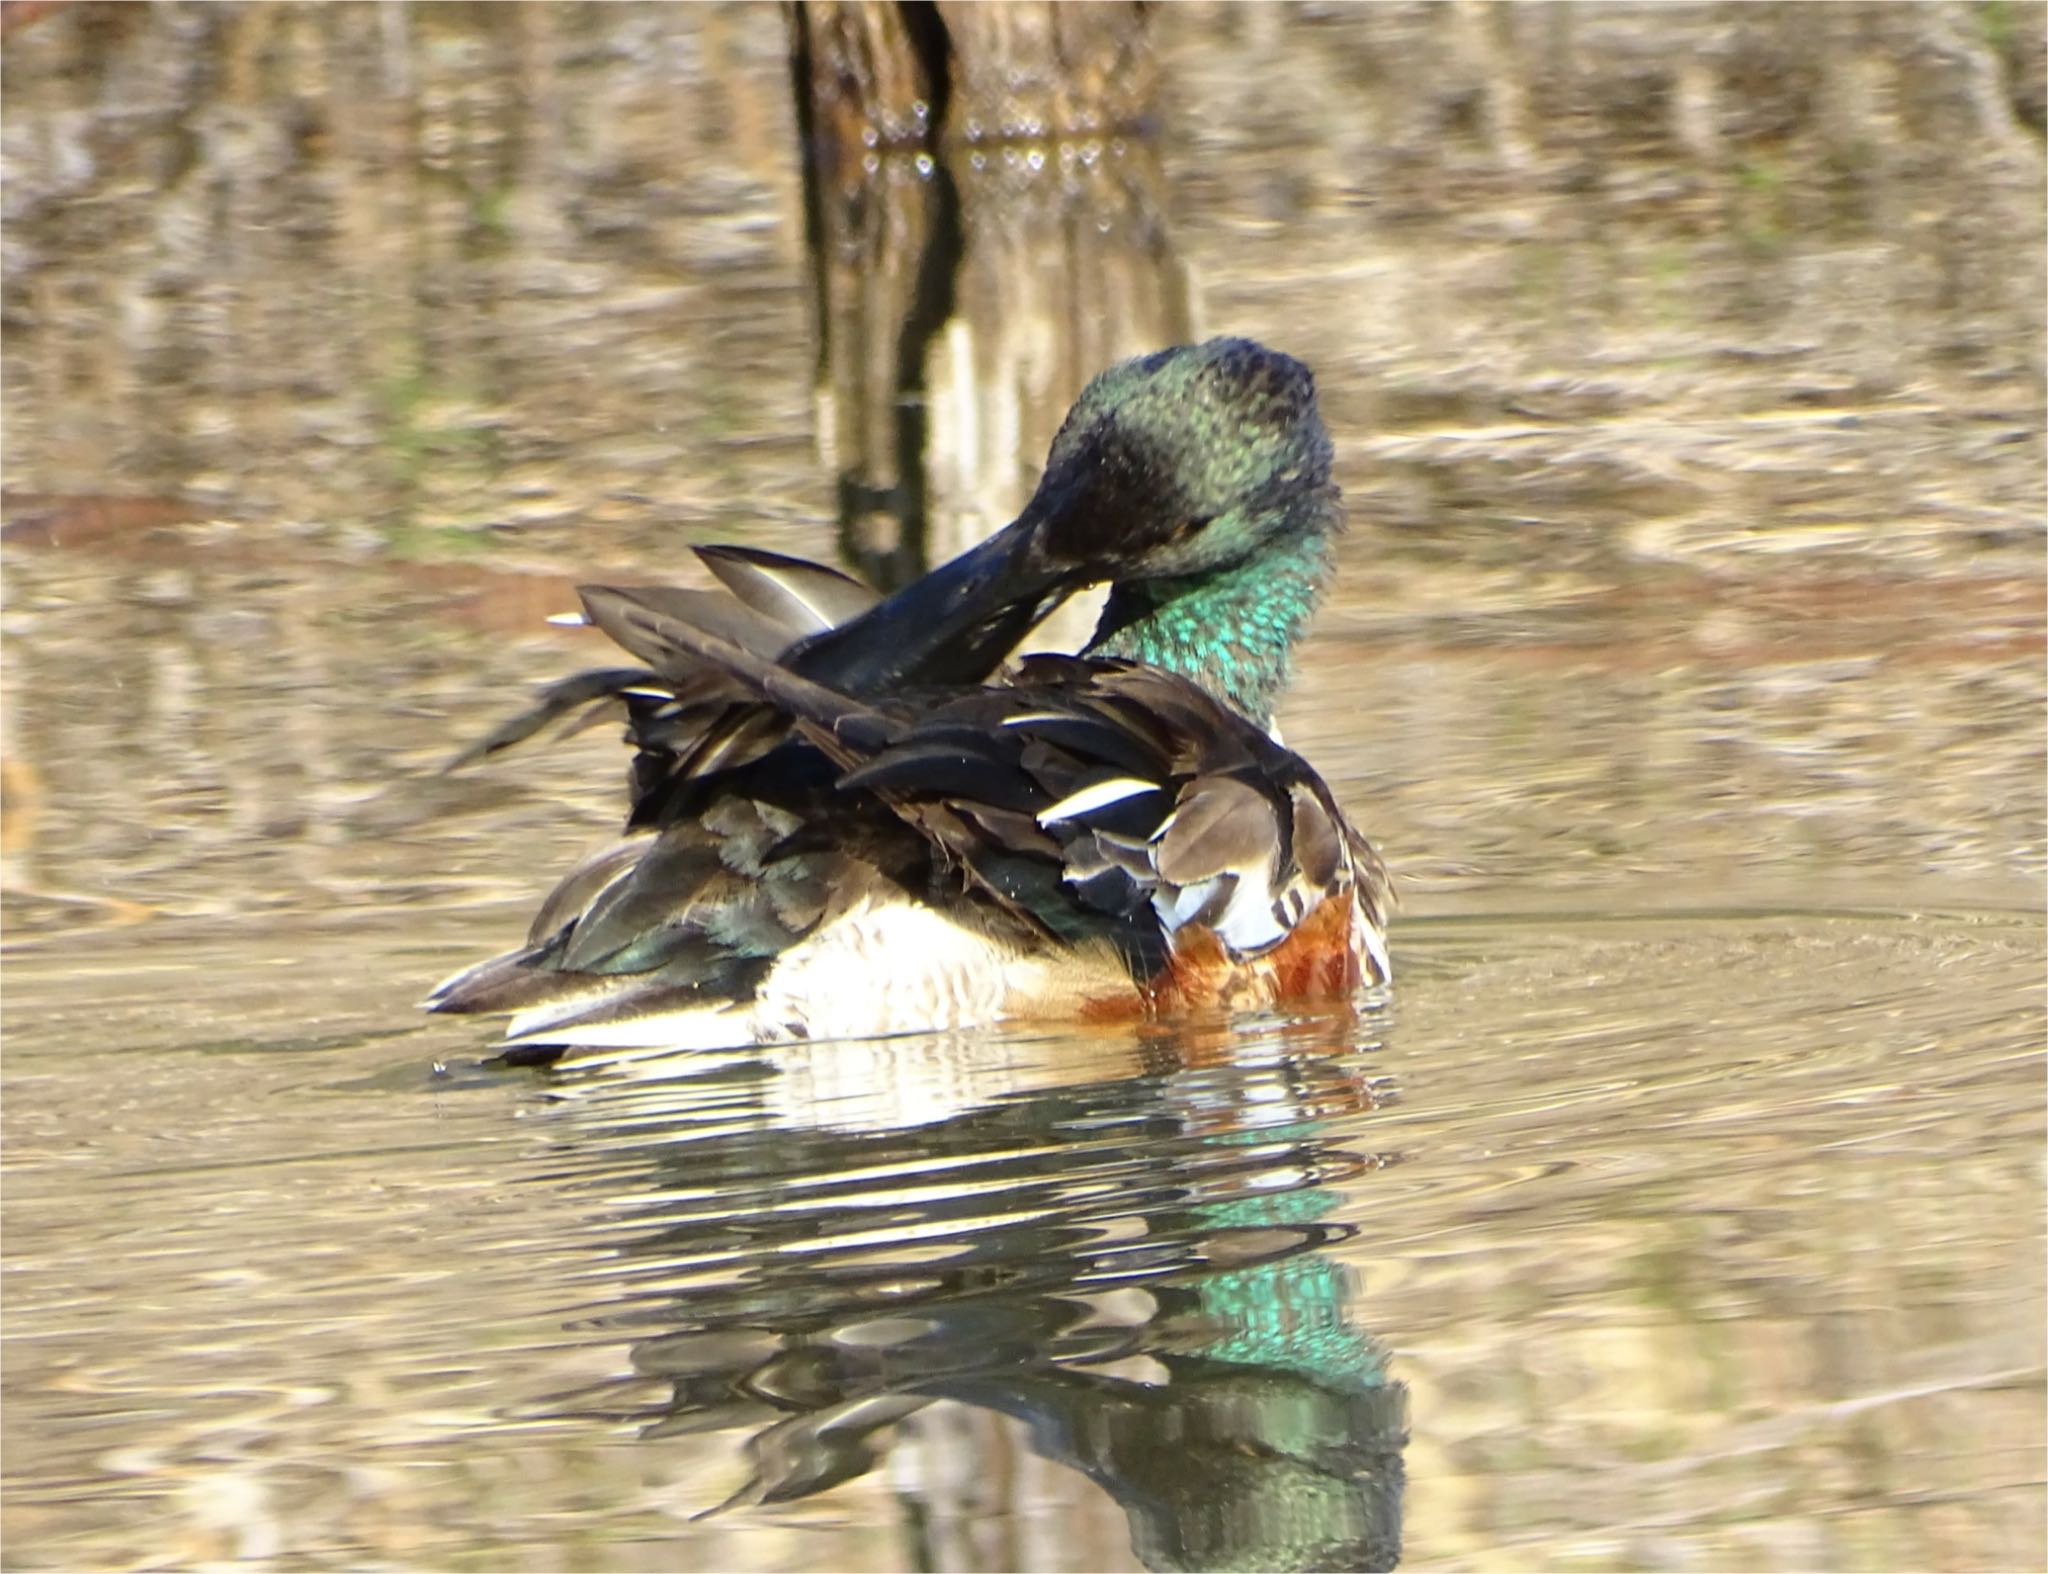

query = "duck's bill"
[785, 511, 1084, 692]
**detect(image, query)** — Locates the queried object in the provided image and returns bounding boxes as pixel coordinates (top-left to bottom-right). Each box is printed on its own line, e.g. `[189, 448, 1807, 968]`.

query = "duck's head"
[1029, 335, 1337, 580]
[793, 338, 1339, 691]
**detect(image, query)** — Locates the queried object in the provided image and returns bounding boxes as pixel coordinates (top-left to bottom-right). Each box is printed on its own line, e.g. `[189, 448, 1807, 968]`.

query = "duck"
[428, 338, 1390, 1062]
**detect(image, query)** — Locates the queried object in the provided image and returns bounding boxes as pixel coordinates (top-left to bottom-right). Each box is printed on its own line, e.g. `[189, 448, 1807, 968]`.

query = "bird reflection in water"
[520, 1008, 1408, 1572]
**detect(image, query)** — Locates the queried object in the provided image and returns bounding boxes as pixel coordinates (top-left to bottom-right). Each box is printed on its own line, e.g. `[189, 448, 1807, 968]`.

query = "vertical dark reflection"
[518, 1017, 1409, 1571]
[788, 1, 1185, 591]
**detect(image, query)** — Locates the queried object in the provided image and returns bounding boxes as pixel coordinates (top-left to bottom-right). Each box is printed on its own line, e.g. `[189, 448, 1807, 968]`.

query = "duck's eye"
[1171, 515, 1215, 542]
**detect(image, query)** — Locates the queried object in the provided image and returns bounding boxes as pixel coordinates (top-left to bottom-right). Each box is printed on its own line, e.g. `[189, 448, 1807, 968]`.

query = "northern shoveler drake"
[429, 338, 1390, 1060]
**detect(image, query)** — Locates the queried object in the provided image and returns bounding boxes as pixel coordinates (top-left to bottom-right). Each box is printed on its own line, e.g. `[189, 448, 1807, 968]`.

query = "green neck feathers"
[1087, 527, 1334, 727]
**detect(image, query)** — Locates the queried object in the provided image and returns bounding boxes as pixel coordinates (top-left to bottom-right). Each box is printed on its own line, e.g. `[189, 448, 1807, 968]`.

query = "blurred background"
[2, 4, 2042, 1571]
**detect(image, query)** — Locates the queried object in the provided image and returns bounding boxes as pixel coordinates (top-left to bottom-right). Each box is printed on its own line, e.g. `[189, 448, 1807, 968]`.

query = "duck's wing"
[447, 538, 1070, 832]
[695, 544, 883, 633]
[444, 547, 881, 804]
[423, 772, 938, 1058]
[446, 550, 867, 751]
[578, 586, 1389, 988]
[842, 657, 1392, 987]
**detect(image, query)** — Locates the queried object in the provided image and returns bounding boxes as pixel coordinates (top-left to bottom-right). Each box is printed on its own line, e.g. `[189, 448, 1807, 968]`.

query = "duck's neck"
[1086, 526, 1335, 727]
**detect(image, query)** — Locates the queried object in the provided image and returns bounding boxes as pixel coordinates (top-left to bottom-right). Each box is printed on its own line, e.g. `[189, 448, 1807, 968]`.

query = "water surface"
[3, 4, 2043, 1570]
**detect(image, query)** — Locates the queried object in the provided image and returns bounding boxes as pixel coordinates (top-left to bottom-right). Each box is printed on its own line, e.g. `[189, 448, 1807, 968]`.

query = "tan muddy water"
[3, 5, 2043, 1571]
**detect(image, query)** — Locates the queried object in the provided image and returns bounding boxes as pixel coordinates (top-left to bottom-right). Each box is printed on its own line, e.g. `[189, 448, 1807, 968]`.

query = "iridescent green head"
[1030, 337, 1341, 582]
[1027, 340, 1345, 724]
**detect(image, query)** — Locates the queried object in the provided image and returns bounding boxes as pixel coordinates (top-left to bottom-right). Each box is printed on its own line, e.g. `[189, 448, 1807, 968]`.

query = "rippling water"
[5, 907, 2039, 1569]
[4, 4, 2043, 1570]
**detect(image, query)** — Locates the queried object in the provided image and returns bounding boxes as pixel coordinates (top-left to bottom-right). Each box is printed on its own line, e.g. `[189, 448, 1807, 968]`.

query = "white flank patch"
[1213, 877, 1291, 955]
[483, 878, 1137, 1058]
[545, 610, 589, 627]
[1157, 871, 1290, 955]
[751, 897, 1021, 1041]
[1360, 898, 1392, 982]
[1158, 877, 1222, 931]
[1037, 777, 1161, 826]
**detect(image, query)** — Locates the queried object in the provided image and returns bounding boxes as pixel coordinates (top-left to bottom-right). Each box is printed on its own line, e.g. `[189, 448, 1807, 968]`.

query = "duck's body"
[430, 340, 1389, 1060]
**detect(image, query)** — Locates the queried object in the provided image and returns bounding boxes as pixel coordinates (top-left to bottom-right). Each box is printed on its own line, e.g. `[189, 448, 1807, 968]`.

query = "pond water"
[3, 5, 2043, 1571]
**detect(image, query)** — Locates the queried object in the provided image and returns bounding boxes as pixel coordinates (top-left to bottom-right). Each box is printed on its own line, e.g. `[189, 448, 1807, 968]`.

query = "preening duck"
[429, 338, 1390, 1060]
